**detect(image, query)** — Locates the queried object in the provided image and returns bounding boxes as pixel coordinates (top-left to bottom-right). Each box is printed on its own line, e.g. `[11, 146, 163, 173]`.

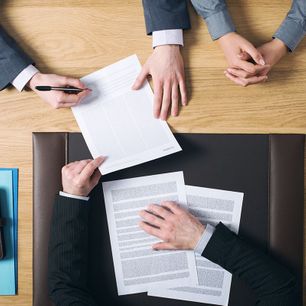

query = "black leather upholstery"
[33, 133, 304, 306]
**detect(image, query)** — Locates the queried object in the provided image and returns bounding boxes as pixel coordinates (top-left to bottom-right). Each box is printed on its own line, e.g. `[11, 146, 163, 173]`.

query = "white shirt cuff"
[59, 191, 89, 201]
[194, 224, 216, 255]
[11, 64, 39, 92]
[152, 29, 184, 48]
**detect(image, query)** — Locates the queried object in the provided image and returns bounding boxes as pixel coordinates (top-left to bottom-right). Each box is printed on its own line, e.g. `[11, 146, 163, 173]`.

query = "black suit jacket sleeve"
[142, 0, 191, 35]
[202, 223, 298, 306]
[0, 26, 34, 90]
[48, 196, 97, 306]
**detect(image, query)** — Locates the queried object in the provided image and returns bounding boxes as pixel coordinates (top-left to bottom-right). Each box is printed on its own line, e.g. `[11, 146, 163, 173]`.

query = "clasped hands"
[219, 32, 287, 87]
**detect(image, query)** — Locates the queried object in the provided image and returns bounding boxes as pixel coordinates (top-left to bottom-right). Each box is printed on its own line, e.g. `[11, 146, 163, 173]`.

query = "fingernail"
[259, 59, 265, 65]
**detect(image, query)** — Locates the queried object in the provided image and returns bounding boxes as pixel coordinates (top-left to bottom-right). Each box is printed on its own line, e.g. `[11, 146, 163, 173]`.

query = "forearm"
[202, 223, 298, 305]
[190, 0, 235, 40]
[0, 26, 34, 90]
[274, 0, 306, 51]
[142, 0, 190, 34]
[48, 196, 96, 306]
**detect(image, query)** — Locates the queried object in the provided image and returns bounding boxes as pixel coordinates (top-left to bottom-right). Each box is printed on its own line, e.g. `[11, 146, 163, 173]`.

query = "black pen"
[35, 86, 91, 94]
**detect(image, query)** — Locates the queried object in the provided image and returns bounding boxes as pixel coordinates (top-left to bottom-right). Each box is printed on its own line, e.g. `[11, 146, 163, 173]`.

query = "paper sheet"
[149, 185, 244, 306]
[72, 55, 181, 175]
[102, 172, 198, 295]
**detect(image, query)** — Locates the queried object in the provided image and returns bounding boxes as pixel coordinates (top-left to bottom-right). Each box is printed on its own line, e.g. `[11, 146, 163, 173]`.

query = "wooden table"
[0, 1, 305, 305]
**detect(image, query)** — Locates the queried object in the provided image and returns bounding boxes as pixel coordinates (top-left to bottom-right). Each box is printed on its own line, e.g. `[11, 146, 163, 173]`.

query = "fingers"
[179, 77, 187, 106]
[139, 221, 162, 239]
[243, 43, 265, 66]
[234, 59, 258, 74]
[160, 82, 171, 120]
[132, 66, 149, 90]
[225, 71, 268, 86]
[91, 167, 102, 185]
[238, 51, 251, 61]
[161, 201, 184, 215]
[70, 159, 92, 173]
[152, 242, 177, 250]
[58, 76, 87, 89]
[171, 83, 179, 117]
[146, 204, 173, 220]
[55, 90, 91, 108]
[226, 65, 269, 78]
[153, 81, 163, 119]
[139, 210, 165, 228]
[79, 156, 105, 181]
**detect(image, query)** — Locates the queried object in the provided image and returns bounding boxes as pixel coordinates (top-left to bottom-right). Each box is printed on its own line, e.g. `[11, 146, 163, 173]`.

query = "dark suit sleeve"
[48, 196, 97, 306]
[202, 223, 298, 306]
[0, 26, 34, 90]
[142, 0, 191, 35]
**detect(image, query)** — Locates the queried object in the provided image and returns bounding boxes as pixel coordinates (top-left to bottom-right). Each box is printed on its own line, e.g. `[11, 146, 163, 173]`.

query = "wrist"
[27, 72, 42, 91]
[272, 38, 288, 57]
[191, 223, 206, 249]
[154, 44, 181, 52]
[218, 31, 236, 43]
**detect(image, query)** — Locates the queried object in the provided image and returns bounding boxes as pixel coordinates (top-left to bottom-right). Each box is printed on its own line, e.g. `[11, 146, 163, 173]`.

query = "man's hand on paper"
[27, 73, 91, 108]
[225, 38, 288, 86]
[132, 45, 187, 120]
[139, 201, 205, 250]
[218, 32, 270, 86]
[61, 157, 105, 197]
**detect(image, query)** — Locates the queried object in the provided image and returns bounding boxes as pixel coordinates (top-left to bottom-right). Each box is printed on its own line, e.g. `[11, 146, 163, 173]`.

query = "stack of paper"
[0, 168, 18, 295]
[102, 171, 244, 306]
[72, 55, 181, 175]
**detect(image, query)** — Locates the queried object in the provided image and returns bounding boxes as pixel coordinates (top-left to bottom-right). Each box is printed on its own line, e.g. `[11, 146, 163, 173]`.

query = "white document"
[149, 185, 244, 306]
[102, 172, 198, 295]
[72, 55, 181, 174]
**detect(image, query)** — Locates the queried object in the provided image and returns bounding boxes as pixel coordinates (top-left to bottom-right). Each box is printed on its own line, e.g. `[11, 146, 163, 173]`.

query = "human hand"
[132, 45, 187, 120]
[138, 201, 205, 250]
[218, 32, 270, 86]
[61, 156, 105, 197]
[27, 73, 91, 108]
[225, 38, 288, 85]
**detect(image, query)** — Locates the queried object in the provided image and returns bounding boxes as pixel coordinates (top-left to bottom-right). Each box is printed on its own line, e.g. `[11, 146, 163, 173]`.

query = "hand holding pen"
[27, 73, 92, 109]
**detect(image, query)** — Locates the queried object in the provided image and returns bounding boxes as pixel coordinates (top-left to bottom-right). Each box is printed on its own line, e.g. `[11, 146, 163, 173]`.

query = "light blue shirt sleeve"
[194, 224, 216, 255]
[273, 0, 306, 51]
[190, 0, 236, 40]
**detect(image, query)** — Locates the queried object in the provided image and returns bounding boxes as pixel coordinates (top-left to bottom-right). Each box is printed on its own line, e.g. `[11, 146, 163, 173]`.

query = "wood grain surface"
[0, 1, 305, 305]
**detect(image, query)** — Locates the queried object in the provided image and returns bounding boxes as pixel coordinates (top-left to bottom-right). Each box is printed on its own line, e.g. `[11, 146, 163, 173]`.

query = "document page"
[149, 185, 244, 306]
[102, 172, 198, 295]
[72, 55, 181, 174]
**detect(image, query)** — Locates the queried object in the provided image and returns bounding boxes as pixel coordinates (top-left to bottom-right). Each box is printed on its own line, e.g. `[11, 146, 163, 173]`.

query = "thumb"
[152, 242, 176, 251]
[132, 66, 149, 90]
[243, 43, 265, 65]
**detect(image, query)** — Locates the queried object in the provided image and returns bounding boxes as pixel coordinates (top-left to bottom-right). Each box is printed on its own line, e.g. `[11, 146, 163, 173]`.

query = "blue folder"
[0, 168, 18, 295]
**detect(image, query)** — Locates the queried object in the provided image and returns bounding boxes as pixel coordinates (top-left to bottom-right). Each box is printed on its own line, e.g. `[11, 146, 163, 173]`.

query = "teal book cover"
[0, 168, 18, 295]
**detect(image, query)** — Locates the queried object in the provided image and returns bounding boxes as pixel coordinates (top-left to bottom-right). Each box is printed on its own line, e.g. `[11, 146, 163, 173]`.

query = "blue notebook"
[0, 168, 18, 295]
